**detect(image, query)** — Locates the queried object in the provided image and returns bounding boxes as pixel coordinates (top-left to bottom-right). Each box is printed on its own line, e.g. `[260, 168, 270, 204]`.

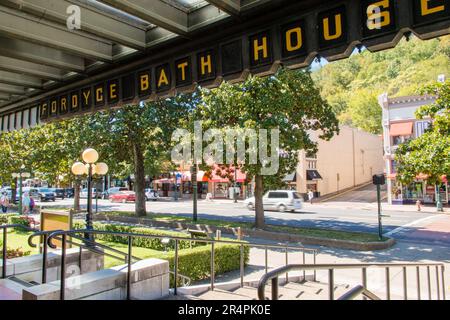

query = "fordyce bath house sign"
[2, 0, 450, 126]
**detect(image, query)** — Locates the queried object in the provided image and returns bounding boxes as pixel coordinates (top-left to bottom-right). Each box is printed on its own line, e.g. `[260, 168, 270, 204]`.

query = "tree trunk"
[11, 178, 17, 205]
[132, 141, 147, 217]
[74, 181, 80, 212]
[254, 174, 265, 229]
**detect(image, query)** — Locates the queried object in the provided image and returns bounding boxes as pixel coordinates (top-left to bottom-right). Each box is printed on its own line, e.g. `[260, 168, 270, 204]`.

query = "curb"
[93, 214, 396, 251]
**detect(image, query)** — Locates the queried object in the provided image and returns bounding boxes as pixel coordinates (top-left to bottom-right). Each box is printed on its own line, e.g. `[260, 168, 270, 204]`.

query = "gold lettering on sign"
[323, 14, 342, 40]
[61, 97, 67, 112]
[140, 74, 149, 92]
[253, 37, 268, 61]
[286, 27, 303, 51]
[200, 55, 212, 75]
[158, 69, 169, 87]
[178, 62, 188, 81]
[96, 87, 103, 102]
[83, 90, 90, 105]
[421, 0, 445, 15]
[110, 83, 117, 99]
[367, 0, 391, 30]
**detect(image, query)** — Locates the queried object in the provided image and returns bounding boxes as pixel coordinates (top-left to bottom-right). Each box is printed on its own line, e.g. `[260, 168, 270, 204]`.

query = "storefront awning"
[153, 178, 174, 184]
[283, 172, 296, 182]
[390, 122, 413, 136]
[306, 170, 322, 180]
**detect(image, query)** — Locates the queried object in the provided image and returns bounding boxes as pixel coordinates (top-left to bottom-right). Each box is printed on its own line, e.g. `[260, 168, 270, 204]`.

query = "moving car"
[244, 190, 303, 212]
[109, 191, 136, 203]
[102, 187, 128, 199]
[145, 188, 159, 201]
[36, 187, 56, 202]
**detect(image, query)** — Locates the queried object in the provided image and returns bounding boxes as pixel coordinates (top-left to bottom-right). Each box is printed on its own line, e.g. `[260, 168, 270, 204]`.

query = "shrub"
[73, 220, 205, 251]
[8, 215, 30, 228]
[0, 247, 31, 259]
[0, 213, 19, 225]
[153, 243, 250, 285]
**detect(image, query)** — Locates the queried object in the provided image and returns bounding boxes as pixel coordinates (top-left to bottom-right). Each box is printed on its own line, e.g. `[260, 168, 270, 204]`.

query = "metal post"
[436, 184, 443, 212]
[441, 266, 446, 301]
[285, 247, 288, 283]
[435, 266, 440, 300]
[126, 236, 132, 300]
[313, 251, 317, 282]
[210, 242, 215, 291]
[271, 277, 279, 300]
[174, 239, 179, 295]
[85, 164, 93, 242]
[403, 267, 407, 300]
[302, 252, 306, 280]
[377, 184, 382, 240]
[329, 269, 334, 300]
[386, 267, 390, 300]
[240, 244, 244, 288]
[42, 234, 48, 284]
[192, 165, 198, 222]
[78, 245, 82, 273]
[416, 266, 421, 300]
[265, 246, 268, 274]
[427, 266, 431, 300]
[60, 234, 66, 300]
[2, 228, 7, 279]
[18, 172, 23, 214]
[234, 167, 237, 203]
[362, 267, 367, 300]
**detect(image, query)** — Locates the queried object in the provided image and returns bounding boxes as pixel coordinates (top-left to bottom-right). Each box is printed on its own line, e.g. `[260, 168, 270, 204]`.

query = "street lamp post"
[234, 167, 238, 203]
[191, 165, 198, 222]
[71, 148, 108, 242]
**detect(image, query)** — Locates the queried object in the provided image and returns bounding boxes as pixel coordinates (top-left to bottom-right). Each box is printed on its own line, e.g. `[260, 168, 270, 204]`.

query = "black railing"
[45, 229, 318, 300]
[257, 263, 446, 301]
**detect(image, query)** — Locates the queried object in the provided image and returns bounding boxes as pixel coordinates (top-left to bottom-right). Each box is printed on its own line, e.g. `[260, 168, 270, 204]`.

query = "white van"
[244, 190, 303, 212]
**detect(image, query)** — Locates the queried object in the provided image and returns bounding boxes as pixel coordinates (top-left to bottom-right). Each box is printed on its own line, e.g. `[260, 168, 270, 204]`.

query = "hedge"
[150, 243, 250, 285]
[74, 220, 206, 251]
[0, 213, 21, 225]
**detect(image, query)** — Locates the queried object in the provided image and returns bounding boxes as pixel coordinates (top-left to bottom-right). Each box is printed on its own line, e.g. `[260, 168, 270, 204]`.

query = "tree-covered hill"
[312, 35, 450, 134]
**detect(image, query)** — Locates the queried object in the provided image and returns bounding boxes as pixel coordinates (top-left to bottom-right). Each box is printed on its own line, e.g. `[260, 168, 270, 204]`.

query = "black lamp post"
[191, 165, 198, 222]
[12, 165, 30, 214]
[72, 148, 108, 242]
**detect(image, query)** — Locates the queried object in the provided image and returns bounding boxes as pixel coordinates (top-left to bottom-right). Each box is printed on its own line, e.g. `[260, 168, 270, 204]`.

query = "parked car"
[49, 188, 65, 199]
[109, 191, 136, 203]
[102, 187, 128, 199]
[36, 187, 56, 202]
[80, 188, 101, 199]
[145, 188, 159, 201]
[64, 188, 74, 198]
[244, 190, 303, 212]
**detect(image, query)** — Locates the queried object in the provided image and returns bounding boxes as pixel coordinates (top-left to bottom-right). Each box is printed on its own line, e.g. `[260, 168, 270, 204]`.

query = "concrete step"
[196, 289, 254, 300]
[0, 278, 26, 300]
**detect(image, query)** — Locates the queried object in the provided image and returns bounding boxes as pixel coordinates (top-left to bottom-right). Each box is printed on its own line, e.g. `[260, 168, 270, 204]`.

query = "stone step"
[0, 278, 25, 300]
[196, 289, 254, 300]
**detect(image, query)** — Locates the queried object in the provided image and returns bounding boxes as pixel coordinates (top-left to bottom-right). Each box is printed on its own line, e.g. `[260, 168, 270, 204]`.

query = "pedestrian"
[416, 200, 422, 212]
[1, 192, 9, 213]
[29, 196, 35, 214]
[308, 190, 314, 205]
[22, 192, 31, 215]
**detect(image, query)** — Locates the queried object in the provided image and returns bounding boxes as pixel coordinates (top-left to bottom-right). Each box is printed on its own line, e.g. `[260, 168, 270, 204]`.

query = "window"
[415, 121, 431, 138]
[268, 192, 288, 198]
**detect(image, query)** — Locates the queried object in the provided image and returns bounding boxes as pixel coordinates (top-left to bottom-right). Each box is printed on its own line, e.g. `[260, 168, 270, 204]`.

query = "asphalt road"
[39, 196, 435, 238]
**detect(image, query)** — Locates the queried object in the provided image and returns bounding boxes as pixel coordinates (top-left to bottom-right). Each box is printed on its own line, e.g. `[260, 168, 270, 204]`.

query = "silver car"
[244, 190, 303, 212]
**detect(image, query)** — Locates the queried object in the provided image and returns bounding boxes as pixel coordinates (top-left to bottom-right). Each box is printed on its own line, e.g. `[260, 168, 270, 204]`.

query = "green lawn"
[0, 230, 40, 256]
[100, 211, 388, 242]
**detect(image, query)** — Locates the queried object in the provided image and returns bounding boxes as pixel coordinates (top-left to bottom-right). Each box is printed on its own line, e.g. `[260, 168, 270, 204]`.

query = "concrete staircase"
[191, 281, 352, 300]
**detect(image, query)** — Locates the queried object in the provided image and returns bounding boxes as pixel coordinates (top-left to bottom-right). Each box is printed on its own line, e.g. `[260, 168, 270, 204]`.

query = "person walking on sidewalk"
[1, 192, 9, 213]
[22, 192, 31, 215]
[308, 190, 314, 205]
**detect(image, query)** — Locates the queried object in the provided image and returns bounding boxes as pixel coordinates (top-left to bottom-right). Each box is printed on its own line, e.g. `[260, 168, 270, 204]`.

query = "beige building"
[292, 126, 384, 198]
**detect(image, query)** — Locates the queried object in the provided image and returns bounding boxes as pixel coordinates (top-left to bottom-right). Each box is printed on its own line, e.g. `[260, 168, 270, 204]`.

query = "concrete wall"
[297, 126, 384, 196]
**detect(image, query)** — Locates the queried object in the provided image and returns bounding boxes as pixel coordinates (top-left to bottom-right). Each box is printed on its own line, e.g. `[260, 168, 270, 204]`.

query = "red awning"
[387, 173, 430, 180]
[390, 122, 413, 136]
[153, 178, 174, 184]
[441, 175, 447, 183]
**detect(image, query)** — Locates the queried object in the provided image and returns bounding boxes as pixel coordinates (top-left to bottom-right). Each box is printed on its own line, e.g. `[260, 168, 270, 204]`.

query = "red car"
[109, 191, 136, 203]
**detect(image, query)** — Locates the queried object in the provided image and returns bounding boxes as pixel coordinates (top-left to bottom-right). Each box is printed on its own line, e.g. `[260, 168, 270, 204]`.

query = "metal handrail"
[257, 263, 446, 301]
[337, 285, 381, 300]
[46, 228, 317, 300]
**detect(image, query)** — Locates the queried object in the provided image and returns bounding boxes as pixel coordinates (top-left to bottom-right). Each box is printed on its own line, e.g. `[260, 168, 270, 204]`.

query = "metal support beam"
[0, 71, 43, 89]
[0, 84, 27, 95]
[0, 36, 85, 72]
[2, 0, 148, 50]
[205, 0, 241, 16]
[0, 56, 65, 81]
[101, 0, 189, 35]
[0, 6, 113, 62]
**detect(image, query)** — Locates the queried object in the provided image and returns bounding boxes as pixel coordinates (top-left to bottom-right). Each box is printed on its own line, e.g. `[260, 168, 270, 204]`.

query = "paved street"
[38, 195, 449, 246]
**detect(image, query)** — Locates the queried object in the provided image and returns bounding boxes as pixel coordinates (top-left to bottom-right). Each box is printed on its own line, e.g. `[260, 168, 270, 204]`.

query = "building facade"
[378, 93, 449, 205]
[291, 126, 384, 198]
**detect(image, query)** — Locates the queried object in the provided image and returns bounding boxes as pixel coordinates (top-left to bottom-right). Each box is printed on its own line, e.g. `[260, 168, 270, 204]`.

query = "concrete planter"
[92, 213, 396, 251]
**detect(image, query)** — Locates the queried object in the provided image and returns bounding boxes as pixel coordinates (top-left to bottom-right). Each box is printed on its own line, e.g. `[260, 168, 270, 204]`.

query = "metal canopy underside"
[0, 0, 449, 130]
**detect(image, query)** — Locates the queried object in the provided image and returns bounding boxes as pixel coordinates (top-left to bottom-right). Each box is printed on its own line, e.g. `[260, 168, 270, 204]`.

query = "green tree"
[197, 69, 339, 229]
[395, 80, 450, 211]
